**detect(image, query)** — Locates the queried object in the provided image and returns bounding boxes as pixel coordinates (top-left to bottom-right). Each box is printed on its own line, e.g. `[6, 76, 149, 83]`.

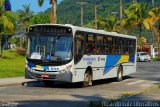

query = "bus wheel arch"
[117, 65, 123, 82]
[83, 66, 93, 87]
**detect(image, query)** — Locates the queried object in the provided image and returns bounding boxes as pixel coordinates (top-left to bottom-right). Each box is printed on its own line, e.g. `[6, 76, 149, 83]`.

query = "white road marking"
[126, 80, 146, 85]
[141, 84, 152, 87]
[150, 81, 160, 84]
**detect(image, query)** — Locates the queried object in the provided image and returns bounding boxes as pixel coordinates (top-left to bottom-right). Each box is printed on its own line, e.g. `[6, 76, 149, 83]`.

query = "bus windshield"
[27, 35, 73, 61]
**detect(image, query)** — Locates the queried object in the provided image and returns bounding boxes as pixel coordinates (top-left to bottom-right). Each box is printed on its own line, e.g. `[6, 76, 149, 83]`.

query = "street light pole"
[120, 0, 123, 33]
[77, 2, 87, 27]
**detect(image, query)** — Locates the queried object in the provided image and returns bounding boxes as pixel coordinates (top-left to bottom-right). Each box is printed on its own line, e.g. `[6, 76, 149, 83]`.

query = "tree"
[17, 4, 33, 48]
[97, 15, 120, 32]
[38, 0, 57, 23]
[124, 3, 148, 36]
[30, 12, 50, 24]
[17, 4, 33, 29]
[144, 7, 160, 44]
[0, 0, 14, 57]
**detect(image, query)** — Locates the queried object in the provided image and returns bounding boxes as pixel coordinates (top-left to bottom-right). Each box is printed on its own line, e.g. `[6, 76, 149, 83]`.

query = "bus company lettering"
[83, 57, 96, 65]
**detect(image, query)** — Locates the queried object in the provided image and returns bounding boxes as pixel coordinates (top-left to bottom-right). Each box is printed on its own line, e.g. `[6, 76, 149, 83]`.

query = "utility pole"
[120, 0, 123, 33]
[158, 22, 160, 54]
[77, 2, 87, 27]
[94, 4, 97, 29]
[133, 0, 137, 3]
[152, 0, 155, 8]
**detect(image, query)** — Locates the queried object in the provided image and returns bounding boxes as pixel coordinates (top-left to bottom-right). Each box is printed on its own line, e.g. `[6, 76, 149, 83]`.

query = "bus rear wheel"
[83, 71, 92, 87]
[117, 66, 123, 82]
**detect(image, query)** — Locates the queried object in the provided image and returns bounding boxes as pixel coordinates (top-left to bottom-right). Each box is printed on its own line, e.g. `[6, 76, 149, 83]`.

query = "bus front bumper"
[25, 68, 72, 82]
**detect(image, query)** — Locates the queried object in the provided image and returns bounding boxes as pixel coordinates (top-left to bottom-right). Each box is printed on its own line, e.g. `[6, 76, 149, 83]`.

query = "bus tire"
[117, 66, 123, 82]
[83, 71, 92, 87]
[43, 80, 54, 87]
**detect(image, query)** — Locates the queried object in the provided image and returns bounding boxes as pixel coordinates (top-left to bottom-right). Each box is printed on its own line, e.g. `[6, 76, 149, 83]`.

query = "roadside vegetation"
[0, 50, 25, 78]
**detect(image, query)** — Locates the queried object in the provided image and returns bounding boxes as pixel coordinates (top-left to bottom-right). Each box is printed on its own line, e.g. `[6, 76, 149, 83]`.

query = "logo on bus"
[98, 57, 105, 61]
[83, 57, 96, 65]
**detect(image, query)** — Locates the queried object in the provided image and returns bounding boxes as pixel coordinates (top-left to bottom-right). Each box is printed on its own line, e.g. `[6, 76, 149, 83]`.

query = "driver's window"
[74, 32, 84, 64]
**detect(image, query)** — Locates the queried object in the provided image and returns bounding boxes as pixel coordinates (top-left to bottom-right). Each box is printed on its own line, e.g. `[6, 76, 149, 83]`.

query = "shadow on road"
[23, 76, 134, 89]
[16, 95, 110, 107]
[17, 100, 89, 107]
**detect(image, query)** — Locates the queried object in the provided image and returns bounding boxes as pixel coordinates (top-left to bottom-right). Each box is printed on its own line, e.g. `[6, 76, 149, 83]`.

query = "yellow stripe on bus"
[117, 55, 129, 64]
[36, 65, 43, 68]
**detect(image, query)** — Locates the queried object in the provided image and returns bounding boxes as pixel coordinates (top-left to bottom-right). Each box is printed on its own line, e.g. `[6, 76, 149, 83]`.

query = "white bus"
[25, 24, 137, 87]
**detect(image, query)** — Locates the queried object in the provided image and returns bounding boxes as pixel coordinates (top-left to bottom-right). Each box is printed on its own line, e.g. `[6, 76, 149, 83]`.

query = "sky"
[10, 0, 62, 13]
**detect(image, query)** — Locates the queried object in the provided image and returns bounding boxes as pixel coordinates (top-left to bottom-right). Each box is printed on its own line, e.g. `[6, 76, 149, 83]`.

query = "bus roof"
[29, 24, 137, 39]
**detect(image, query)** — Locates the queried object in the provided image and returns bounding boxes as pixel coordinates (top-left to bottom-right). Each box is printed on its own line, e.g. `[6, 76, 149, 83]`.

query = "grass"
[0, 50, 25, 78]
[152, 57, 160, 61]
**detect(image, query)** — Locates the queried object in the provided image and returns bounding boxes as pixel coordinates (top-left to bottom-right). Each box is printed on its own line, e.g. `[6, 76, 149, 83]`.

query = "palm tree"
[17, 4, 33, 48]
[124, 3, 148, 36]
[17, 4, 33, 29]
[0, 0, 14, 57]
[144, 7, 160, 44]
[124, 3, 148, 52]
[38, 0, 57, 23]
[98, 15, 120, 32]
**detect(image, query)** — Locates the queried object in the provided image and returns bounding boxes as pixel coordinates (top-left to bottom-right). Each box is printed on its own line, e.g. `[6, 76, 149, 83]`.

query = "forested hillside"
[44, 0, 160, 26]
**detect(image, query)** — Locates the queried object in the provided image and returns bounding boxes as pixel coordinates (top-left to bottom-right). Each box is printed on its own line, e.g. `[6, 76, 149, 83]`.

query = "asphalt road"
[0, 61, 159, 107]
[131, 61, 160, 82]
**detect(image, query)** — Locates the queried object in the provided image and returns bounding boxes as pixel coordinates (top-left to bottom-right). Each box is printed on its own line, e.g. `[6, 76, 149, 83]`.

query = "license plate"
[41, 74, 49, 78]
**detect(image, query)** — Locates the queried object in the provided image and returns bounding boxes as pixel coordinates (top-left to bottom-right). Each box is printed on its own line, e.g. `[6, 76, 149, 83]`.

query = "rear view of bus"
[25, 24, 73, 85]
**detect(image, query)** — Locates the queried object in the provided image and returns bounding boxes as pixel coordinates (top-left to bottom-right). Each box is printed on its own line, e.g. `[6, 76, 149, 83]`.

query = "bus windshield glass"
[27, 35, 73, 61]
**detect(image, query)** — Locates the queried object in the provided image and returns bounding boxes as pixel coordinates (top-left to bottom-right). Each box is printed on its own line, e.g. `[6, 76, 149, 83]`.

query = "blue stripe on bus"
[103, 55, 135, 74]
[104, 55, 121, 74]
[129, 55, 135, 63]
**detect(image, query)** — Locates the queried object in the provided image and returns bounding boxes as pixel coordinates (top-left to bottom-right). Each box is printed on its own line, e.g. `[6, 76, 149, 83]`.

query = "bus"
[25, 24, 137, 87]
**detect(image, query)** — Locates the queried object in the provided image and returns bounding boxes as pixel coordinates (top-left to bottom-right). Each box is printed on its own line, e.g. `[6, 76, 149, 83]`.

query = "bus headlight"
[26, 66, 34, 72]
[59, 65, 72, 73]
[66, 65, 72, 71]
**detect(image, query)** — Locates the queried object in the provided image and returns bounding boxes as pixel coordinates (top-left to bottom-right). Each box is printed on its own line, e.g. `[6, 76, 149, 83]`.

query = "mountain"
[44, 0, 160, 26]
[57, 0, 160, 26]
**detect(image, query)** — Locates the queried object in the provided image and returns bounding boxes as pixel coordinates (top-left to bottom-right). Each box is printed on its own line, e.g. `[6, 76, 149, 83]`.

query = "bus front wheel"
[83, 71, 92, 87]
[117, 66, 123, 82]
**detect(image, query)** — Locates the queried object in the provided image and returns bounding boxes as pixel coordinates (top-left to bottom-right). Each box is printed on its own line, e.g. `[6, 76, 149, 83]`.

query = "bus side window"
[85, 34, 96, 54]
[96, 35, 105, 54]
[85, 44, 95, 53]
[74, 32, 84, 63]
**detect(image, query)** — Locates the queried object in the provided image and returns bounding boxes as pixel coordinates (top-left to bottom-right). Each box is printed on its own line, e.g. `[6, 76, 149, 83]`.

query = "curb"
[112, 84, 160, 102]
[0, 77, 32, 87]
[0, 82, 23, 87]
[122, 84, 160, 95]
